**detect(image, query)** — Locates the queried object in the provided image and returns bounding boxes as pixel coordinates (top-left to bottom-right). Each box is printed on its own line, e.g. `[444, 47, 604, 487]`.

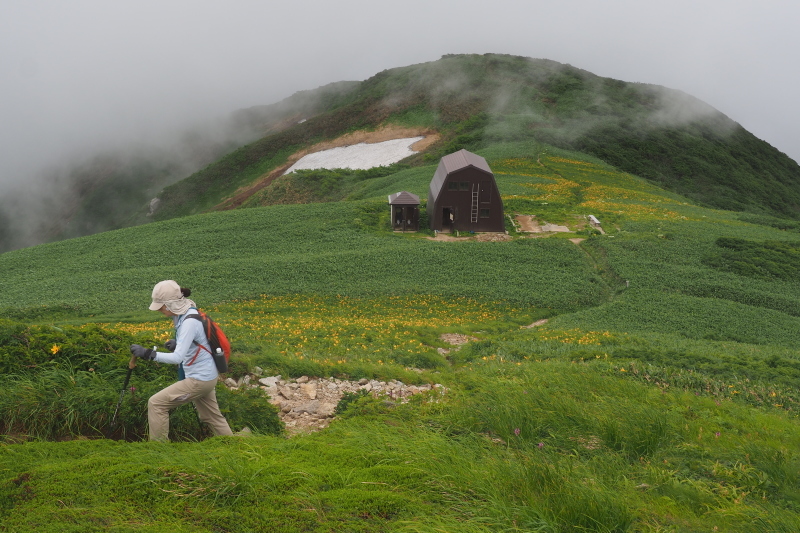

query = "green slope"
[0, 200, 605, 316]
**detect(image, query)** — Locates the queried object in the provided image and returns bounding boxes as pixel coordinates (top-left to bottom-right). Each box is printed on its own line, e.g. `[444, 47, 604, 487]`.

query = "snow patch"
[284, 136, 423, 174]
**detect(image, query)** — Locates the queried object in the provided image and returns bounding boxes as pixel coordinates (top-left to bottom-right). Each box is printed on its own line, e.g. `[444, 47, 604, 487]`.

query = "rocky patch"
[437, 333, 479, 355]
[224, 369, 445, 435]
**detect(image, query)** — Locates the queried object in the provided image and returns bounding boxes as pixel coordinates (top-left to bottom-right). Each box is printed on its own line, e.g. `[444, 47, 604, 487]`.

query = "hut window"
[480, 208, 490, 218]
[459, 182, 470, 191]
[448, 181, 459, 191]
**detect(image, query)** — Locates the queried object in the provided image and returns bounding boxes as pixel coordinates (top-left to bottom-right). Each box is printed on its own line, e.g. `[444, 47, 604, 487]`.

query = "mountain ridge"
[1, 53, 798, 254]
[147, 53, 800, 225]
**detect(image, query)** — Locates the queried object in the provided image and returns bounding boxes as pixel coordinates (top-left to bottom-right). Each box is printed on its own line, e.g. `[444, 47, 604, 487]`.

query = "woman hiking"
[130, 280, 233, 441]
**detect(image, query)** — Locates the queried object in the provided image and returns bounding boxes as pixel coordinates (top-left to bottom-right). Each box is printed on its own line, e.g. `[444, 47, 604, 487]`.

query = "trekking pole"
[109, 355, 137, 435]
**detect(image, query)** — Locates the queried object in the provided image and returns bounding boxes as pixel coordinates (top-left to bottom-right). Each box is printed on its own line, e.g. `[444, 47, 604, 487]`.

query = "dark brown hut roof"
[428, 149, 492, 204]
[440, 149, 492, 175]
[387, 191, 420, 205]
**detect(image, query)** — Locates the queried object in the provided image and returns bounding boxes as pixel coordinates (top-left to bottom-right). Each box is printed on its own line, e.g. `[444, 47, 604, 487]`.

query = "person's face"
[157, 305, 176, 317]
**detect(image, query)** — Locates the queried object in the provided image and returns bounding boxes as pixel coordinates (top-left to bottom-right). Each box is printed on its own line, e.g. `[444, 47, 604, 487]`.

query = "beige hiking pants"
[147, 377, 233, 441]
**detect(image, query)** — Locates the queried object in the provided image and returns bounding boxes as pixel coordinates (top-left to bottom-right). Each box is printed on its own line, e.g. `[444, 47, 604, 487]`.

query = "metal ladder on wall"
[470, 183, 479, 223]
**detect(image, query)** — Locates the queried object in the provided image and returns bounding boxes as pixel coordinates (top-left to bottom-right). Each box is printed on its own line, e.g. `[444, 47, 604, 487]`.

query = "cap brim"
[149, 301, 164, 311]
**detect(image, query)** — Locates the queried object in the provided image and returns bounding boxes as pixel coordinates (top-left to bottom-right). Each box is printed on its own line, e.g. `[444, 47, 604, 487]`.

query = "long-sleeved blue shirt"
[153, 309, 218, 381]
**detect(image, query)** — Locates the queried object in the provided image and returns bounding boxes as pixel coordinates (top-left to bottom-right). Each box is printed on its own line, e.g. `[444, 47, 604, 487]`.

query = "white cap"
[149, 280, 193, 315]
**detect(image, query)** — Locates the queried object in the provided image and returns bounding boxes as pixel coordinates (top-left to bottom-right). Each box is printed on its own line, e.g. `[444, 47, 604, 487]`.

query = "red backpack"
[186, 309, 230, 372]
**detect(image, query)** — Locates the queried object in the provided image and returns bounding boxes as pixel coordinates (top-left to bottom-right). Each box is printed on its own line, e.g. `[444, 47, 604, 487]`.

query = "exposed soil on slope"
[426, 233, 512, 242]
[215, 125, 440, 210]
[515, 214, 541, 232]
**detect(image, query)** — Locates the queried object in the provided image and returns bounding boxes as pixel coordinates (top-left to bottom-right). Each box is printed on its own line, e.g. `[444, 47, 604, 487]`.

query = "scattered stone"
[439, 333, 478, 346]
[293, 400, 320, 415]
[318, 402, 337, 417]
[278, 386, 295, 400]
[259, 376, 280, 387]
[540, 223, 570, 233]
[297, 376, 310, 384]
[524, 319, 549, 329]
[299, 383, 317, 399]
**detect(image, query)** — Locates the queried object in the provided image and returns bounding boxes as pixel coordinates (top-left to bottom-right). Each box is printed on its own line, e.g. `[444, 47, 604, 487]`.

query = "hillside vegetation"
[151, 53, 800, 222]
[3, 134, 800, 531]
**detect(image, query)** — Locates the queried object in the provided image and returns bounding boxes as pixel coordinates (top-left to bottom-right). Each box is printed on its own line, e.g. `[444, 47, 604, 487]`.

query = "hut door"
[393, 206, 403, 229]
[401, 206, 412, 232]
[442, 207, 454, 232]
[407, 206, 418, 231]
[480, 181, 492, 202]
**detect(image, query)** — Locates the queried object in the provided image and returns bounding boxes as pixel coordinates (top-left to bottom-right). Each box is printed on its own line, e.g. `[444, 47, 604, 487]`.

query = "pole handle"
[128, 355, 137, 369]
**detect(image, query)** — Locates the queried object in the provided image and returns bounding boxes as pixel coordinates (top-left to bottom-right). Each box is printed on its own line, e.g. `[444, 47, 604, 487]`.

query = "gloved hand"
[130, 344, 156, 360]
[165, 339, 177, 352]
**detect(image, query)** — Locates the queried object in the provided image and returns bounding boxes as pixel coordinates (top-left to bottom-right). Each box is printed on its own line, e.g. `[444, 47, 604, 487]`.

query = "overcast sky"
[1, 0, 798, 190]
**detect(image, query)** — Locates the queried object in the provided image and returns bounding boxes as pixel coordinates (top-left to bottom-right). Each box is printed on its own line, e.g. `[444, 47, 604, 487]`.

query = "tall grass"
[3, 358, 800, 530]
[0, 363, 282, 442]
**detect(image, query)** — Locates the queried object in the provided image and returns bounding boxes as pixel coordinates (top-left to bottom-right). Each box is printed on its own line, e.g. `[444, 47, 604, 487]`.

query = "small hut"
[388, 191, 420, 232]
[427, 149, 504, 232]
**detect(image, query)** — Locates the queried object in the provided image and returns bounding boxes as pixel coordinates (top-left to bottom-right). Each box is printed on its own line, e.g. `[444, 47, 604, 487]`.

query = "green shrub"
[334, 389, 371, 416]
[450, 339, 495, 365]
[393, 350, 446, 369]
[334, 393, 397, 419]
[217, 386, 283, 436]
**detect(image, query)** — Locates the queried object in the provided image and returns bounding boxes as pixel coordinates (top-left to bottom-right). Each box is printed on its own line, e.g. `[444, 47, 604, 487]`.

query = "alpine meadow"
[3, 53, 800, 532]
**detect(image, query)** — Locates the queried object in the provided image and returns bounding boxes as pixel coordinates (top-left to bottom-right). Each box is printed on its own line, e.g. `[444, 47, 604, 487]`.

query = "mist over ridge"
[0, 81, 360, 252]
[1, 53, 798, 253]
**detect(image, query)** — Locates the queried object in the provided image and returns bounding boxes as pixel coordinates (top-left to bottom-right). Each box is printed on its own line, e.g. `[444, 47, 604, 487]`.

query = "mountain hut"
[388, 191, 420, 232]
[427, 149, 504, 232]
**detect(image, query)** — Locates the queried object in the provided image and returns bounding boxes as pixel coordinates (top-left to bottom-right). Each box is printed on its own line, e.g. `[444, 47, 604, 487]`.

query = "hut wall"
[430, 167, 504, 232]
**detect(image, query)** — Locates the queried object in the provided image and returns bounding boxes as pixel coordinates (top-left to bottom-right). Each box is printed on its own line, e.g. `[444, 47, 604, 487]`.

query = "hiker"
[130, 280, 233, 441]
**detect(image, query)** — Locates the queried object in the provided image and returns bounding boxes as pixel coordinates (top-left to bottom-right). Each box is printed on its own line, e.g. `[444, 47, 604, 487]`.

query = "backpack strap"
[184, 313, 208, 367]
[186, 344, 210, 366]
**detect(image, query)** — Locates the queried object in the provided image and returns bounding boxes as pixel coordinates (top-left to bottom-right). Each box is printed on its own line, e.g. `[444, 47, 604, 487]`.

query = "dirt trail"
[214, 125, 440, 211]
[427, 233, 511, 242]
[515, 214, 541, 232]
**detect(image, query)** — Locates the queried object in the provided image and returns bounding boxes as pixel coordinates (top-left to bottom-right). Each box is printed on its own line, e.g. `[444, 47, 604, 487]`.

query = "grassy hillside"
[152, 53, 800, 222]
[3, 141, 800, 531]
